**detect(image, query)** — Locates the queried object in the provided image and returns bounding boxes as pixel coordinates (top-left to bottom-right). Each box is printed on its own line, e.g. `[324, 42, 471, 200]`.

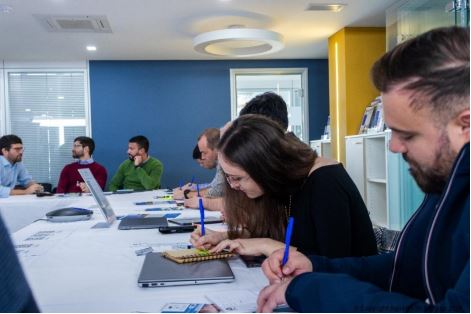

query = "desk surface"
[11, 191, 268, 312]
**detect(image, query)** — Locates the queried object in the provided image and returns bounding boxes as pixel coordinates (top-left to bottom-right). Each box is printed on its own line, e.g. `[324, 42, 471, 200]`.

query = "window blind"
[6, 71, 88, 186]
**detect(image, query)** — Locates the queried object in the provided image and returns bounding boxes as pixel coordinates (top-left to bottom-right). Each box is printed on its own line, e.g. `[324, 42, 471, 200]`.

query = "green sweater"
[109, 156, 163, 191]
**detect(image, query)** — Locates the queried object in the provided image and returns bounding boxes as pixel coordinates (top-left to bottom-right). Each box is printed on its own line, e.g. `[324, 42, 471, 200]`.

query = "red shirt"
[56, 162, 107, 193]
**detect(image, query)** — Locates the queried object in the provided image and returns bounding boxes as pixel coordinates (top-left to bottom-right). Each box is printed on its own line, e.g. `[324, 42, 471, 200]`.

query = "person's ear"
[457, 109, 470, 140]
[448, 109, 469, 153]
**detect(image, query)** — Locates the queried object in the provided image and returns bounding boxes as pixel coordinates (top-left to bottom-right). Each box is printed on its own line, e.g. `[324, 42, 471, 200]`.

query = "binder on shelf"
[322, 115, 331, 140]
[359, 96, 384, 134]
[359, 106, 376, 134]
[162, 248, 234, 264]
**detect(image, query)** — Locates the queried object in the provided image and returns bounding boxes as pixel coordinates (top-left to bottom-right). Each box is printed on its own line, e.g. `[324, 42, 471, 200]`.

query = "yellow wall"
[328, 27, 385, 164]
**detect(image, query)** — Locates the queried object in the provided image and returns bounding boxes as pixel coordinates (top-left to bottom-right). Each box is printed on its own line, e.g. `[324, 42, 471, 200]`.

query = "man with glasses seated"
[0, 134, 43, 198]
[56, 136, 107, 193]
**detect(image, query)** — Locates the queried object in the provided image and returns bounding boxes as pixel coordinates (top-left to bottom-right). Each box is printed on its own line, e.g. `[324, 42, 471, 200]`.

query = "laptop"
[168, 217, 223, 225]
[138, 252, 235, 287]
[78, 168, 168, 230]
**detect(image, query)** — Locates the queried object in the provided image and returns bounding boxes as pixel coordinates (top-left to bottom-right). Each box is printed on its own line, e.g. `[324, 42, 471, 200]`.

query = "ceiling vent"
[35, 15, 112, 33]
[305, 3, 346, 12]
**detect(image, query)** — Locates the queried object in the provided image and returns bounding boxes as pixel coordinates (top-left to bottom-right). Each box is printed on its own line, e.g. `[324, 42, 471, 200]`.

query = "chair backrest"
[373, 224, 401, 254]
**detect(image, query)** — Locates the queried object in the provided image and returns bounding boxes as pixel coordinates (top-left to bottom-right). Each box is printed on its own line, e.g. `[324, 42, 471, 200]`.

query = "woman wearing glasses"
[190, 114, 377, 258]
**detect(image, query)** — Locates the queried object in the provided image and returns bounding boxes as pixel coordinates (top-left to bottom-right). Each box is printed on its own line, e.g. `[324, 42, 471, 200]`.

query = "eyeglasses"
[10, 146, 24, 152]
[73, 144, 83, 148]
[225, 173, 250, 186]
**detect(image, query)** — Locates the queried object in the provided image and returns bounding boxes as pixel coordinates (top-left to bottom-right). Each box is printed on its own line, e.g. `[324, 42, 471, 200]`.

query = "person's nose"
[389, 135, 407, 154]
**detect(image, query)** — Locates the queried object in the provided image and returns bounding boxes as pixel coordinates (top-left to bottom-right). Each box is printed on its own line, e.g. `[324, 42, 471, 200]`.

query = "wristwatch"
[183, 189, 191, 199]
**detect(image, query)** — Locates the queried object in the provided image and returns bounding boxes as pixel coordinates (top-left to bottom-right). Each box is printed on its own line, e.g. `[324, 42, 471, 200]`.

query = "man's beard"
[403, 132, 455, 194]
[73, 151, 83, 159]
[13, 154, 22, 163]
[128, 154, 136, 161]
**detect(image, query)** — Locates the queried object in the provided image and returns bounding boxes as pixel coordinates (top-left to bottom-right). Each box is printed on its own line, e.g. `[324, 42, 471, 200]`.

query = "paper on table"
[205, 290, 258, 313]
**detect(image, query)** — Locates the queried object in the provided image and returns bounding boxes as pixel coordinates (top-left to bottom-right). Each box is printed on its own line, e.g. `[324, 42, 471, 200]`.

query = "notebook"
[138, 252, 235, 287]
[162, 248, 234, 264]
[78, 168, 168, 230]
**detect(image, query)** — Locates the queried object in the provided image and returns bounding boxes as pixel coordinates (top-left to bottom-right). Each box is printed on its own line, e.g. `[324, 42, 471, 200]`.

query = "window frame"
[229, 67, 309, 142]
[0, 61, 92, 184]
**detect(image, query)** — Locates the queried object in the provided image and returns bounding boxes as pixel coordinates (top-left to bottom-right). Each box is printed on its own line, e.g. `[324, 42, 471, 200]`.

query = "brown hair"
[371, 26, 469, 125]
[219, 115, 317, 241]
[198, 128, 220, 150]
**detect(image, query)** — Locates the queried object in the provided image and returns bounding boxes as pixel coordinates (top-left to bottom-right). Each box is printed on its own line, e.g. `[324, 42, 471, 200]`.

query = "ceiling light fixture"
[193, 28, 284, 57]
[305, 3, 346, 12]
[86, 46, 97, 51]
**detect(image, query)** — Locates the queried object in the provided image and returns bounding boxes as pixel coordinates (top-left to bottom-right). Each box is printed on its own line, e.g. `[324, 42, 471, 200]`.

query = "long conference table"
[4, 190, 268, 312]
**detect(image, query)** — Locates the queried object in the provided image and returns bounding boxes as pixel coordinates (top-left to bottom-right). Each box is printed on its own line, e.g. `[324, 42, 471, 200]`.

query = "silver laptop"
[78, 168, 168, 230]
[138, 252, 235, 287]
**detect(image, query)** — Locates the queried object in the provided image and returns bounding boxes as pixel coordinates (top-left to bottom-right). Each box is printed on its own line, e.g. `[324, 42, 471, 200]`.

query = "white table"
[11, 191, 268, 312]
[0, 194, 82, 233]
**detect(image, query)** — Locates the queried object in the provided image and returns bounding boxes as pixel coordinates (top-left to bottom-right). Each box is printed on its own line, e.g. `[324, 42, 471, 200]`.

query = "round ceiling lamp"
[193, 28, 284, 57]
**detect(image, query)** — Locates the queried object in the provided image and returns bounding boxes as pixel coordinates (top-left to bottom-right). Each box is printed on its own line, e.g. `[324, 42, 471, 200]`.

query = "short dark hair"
[198, 128, 220, 150]
[240, 92, 289, 130]
[129, 135, 149, 153]
[371, 26, 469, 124]
[0, 134, 22, 154]
[192, 144, 201, 160]
[74, 136, 95, 155]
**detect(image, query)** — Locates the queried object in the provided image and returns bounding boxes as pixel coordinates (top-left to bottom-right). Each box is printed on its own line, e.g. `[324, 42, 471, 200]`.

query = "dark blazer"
[0, 216, 39, 312]
[285, 143, 470, 312]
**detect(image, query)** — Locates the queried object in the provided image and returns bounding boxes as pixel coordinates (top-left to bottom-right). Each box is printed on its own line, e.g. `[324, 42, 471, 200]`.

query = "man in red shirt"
[56, 136, 107, 193]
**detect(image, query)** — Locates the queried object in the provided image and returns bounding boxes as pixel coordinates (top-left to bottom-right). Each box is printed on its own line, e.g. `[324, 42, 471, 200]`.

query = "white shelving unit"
[309, 139, 332, 158]
[346, 132, 389, 228]
[364, 134, 388, 227]
[345, 131, 424, 230]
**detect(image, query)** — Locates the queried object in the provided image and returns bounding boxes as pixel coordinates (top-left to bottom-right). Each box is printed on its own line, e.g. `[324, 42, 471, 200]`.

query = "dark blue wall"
[89, 60, 329, 188]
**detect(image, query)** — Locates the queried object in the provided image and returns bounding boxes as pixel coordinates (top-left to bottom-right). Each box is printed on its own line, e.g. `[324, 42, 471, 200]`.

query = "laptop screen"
[78, 168, 116, 225]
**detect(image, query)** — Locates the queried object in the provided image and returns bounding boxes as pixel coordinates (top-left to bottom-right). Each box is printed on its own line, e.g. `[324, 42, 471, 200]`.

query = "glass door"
[230, 69, 308, 142]
[386, 0, 469, 50]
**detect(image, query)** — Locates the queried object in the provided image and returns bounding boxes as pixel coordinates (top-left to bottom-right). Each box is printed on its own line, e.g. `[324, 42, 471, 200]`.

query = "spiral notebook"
[162, 248, 234, 264]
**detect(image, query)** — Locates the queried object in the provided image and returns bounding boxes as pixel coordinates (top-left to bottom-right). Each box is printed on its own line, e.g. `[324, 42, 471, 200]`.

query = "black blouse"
[290, 163, 377, 257]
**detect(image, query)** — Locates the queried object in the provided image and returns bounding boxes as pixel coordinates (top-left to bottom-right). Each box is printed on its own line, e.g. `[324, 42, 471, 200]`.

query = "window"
[2, 67, 90, 185]
[230, 68, 309, 141]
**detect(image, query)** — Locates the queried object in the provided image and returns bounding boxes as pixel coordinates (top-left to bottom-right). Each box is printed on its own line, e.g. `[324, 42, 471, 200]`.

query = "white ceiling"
[0, 0, 399, 61]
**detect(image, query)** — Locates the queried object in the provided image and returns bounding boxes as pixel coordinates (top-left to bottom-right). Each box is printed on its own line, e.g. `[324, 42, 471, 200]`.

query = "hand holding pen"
[261, 246, 313, 284]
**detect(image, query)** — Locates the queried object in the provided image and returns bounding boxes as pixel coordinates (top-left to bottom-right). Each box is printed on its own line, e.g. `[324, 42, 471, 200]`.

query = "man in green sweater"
[109, 135, 163, 191]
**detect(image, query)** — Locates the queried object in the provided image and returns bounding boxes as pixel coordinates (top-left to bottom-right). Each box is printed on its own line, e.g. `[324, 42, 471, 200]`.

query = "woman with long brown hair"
[191, 114, 377, 258]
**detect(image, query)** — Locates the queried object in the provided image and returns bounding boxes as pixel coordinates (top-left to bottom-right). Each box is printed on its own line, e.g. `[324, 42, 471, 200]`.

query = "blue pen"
[196, 183, 200, 197]
[179, 180, 183, 190]
[198, 198, 205, 236]
[281, 217, 295, 266]
[189, 175, 195, 187]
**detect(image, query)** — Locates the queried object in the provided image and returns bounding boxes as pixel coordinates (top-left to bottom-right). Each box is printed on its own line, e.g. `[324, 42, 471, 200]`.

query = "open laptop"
[78, 168, 168, 230]
[138, 252, 235, 287]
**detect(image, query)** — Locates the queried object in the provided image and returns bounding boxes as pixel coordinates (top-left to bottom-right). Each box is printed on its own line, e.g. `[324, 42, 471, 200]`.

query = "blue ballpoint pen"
[198, 198, 205, 236]
[281, 217, 294, 266]
[189, 175, 195, 187]
[196, 183, 200, 197]
[179, 180, 183, 190]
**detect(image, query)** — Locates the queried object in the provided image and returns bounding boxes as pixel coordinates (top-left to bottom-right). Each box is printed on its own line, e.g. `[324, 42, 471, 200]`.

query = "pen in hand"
[196, 183, 200, 197]
[189, 175, 195, 187]
[281, 217, 295, 277]
[198, 198, 205, 236]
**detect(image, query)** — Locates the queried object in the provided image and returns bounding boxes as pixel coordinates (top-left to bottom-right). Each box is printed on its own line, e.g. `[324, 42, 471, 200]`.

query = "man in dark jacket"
[0, 214, 39, 312]
[257, 26, 469, 312]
